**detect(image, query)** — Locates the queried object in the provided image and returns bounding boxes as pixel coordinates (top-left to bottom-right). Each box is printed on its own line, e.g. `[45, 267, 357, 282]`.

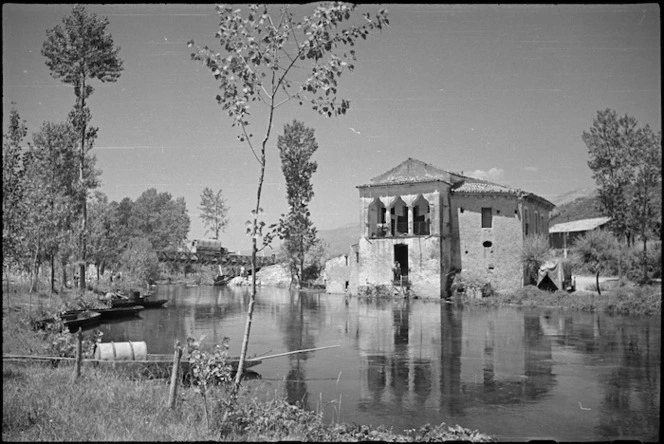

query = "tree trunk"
[78, 77, 88, 294]
[595, 270, 602, 297]
[50, 255, 56, 294]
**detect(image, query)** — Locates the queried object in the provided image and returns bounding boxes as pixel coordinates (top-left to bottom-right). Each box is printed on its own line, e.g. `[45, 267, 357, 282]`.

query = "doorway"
[394, 244, 408, 277]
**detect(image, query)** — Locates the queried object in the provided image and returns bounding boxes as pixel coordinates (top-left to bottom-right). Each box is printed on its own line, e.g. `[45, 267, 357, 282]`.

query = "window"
[535, 211, 539, 233]
[524, 208, 529, 235]
[481, 207, 492, 228]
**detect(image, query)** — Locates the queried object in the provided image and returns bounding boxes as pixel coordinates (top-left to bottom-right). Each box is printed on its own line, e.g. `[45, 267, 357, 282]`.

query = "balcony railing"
[369, 220, 430, 238]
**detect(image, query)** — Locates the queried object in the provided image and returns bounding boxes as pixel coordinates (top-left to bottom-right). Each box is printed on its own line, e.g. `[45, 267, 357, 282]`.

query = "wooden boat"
[60, 306, 144, 322]
[63, 311, 101, 333]
[213, 275, 233, 286]
[110, 298, 167, 309]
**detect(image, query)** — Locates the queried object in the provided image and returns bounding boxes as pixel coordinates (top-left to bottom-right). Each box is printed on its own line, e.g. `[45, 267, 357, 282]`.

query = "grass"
[462, 283, 661, 316]
[3, 283, 495, 442]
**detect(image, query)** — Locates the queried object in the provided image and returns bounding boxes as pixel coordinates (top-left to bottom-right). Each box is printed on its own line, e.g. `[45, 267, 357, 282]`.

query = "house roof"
[549, 216, 611, 234]
[357, 158, 555, 209]
[356, 158, 459, 188]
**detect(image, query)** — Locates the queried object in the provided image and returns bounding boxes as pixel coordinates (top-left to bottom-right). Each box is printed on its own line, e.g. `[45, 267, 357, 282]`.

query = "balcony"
[369, 220, 430, 238]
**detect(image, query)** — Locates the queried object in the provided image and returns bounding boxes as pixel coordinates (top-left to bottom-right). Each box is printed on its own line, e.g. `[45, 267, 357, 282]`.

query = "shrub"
[452, 270, 494, 299]
[521, 233, 553, 285]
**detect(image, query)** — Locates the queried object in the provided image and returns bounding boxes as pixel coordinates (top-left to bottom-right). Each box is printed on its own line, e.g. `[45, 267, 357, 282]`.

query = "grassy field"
[2, 285, 494, 442]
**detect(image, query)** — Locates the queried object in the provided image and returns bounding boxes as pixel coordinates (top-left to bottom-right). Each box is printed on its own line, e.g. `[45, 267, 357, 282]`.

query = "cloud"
[466, 167, 504, 181]
[523, 166, 539, 172]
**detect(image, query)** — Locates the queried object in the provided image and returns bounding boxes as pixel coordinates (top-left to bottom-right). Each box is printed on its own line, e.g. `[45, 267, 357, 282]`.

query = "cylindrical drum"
[94, 341, 148, 361]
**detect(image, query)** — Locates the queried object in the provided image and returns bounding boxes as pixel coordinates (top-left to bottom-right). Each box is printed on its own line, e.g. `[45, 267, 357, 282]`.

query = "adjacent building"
[549, 216, 611, 257]
[326, 158, 555, 298]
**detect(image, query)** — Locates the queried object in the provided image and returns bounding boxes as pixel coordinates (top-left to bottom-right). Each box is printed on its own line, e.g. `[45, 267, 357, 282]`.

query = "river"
[99, 285, 660, 442]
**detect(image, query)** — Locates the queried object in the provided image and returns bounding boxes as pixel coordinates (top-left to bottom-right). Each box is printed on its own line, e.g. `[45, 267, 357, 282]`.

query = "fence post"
[72, 327, 82, 381]
[168, 340, 183, 409]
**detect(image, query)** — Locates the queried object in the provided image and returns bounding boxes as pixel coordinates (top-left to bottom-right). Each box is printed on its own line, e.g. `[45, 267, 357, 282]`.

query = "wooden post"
[73, 327, 83, 381]
[168, 340, 183, 409]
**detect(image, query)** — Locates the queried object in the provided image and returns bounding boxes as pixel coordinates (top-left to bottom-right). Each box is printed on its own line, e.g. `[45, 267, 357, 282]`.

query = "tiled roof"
[357, 158, 555, 209]
[357, 158, 458, 187]
[451, 180, 521, 195]
[549, 217, 611, 233]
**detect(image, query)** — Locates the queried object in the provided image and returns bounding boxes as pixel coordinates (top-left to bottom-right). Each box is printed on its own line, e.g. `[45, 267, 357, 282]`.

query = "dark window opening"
[483, 241, 492, 248]
[481, 207, 492, 228]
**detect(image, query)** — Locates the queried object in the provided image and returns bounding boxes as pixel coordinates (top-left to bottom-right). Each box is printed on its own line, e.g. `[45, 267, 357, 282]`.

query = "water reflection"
[99, 286, 660, 441]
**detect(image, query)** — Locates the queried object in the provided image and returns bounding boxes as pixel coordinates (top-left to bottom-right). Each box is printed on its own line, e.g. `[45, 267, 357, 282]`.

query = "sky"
[3, 3, 661, 254]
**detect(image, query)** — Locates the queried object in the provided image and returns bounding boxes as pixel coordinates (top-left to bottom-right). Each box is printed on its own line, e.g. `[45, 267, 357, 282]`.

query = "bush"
[452, 270, 494, 299]
[521, 233, 553, 285]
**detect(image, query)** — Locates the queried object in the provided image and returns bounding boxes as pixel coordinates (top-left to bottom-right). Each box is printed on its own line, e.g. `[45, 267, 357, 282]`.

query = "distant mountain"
[549, 187, 598, 207]
[549, 187, 602, 225]
[318, 222, 359, 258]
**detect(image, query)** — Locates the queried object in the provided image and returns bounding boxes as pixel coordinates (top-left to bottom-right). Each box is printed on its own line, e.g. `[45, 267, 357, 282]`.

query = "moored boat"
[60, 306, 144, 322]
[63, 311, 102, 333]
[110, 298, 167, 309]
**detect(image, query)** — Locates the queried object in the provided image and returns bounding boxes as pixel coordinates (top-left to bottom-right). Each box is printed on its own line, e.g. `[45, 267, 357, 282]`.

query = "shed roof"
[549, 216, 611, 234]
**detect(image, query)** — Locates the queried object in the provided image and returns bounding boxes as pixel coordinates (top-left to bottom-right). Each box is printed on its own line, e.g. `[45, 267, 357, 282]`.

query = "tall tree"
[630, 126, 662, 283]
[189, 2, 388, 387]
[199, 187, 229, 240]
[42, 5, 124, 292]
[582, 109, 639, 245]
[129, 188, 191, 251]
[277, 120, 320, 286]
[22, 121, 95, 292]
[2, 105, 28, 276]
[88, 191, 121, 281]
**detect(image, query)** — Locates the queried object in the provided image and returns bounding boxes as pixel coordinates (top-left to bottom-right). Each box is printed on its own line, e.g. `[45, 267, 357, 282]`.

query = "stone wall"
[356, 235, 442, 298]
[450, 194, 524, 293]
[324, 254, 350, 294]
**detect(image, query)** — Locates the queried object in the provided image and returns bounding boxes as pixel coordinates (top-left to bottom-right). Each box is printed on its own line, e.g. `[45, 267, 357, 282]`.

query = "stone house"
[325, 158, 555, 298]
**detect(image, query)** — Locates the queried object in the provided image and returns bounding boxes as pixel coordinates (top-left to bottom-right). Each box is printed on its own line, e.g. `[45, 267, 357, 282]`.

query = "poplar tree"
[189, 2, 389, 388]
[199, 187, 230, 240]
[277, 120, 320, 286]
[2, 106, 28, 275]
[42, 5, 124, 292]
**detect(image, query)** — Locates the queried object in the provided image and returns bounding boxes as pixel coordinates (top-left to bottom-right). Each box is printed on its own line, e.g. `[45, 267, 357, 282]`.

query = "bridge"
[157, 250, 276, 269]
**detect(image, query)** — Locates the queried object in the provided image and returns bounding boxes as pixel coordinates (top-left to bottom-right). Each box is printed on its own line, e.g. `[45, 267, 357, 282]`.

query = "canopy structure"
[537, 259, 573, 291]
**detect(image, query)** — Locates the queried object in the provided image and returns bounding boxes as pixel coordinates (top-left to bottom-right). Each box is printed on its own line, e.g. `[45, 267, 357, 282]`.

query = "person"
[393, 261, 401, 280]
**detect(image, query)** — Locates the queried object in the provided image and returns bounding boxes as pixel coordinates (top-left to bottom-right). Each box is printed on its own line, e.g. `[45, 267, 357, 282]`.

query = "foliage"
[274, 120, 321, 285]
[20, 120, 99, 291]
[629, 126, 662, 283]
[116, 237, 160, 290]
[127, 188, 191, 251]
[582, 109, 662, 256]
[464, 283, 661, 316]
[198, 187, 229, 240]
[186, 336, 235, 431]
[189, 2, 389, 387]
[570, 229, 619, 294]
[451, 270, 495, 299]
[2, 105, 28, 270]
[42, 4, 124, 291]
[521, 233, 553, 285]
[47, 328, 102, 359]
[87, 191, 121, 278]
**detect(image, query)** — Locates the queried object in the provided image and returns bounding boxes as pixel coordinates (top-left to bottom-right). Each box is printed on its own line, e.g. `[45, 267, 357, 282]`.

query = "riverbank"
[461, 278, 661, 316]
[2, 287, 493, 442]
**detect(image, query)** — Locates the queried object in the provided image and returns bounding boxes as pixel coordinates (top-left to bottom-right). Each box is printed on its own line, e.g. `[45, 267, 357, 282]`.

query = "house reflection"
[357, 302, 557, 417]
